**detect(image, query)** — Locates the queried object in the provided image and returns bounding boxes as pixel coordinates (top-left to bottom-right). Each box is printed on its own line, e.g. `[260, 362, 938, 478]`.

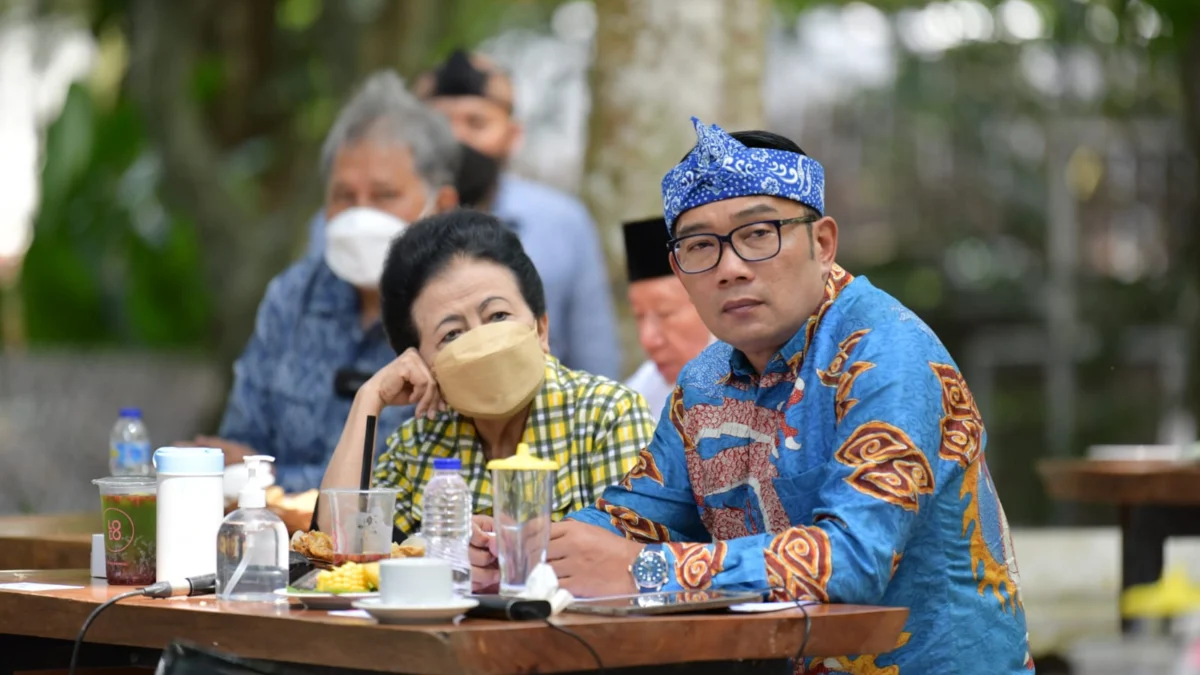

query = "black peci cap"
[623, 216, 673, 282]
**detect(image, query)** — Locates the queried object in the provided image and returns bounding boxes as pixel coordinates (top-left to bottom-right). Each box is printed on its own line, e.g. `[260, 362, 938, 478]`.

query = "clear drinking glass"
[321, 488, 398, 565]
[487, 444, 558, 596]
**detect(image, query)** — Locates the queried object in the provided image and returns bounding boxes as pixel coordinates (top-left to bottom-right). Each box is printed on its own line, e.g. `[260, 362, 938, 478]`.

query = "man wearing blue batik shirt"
[183, 71, 459, 492]
[507, 119, 1034, 673]
[306, 50, 621, 380]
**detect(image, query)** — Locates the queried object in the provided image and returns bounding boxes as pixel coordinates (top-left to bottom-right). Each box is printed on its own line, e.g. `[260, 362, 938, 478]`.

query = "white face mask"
[324, 202, 431, 288]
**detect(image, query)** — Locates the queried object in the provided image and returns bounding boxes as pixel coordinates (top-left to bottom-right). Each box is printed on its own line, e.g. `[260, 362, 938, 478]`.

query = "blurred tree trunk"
[582, 0, 768, 377]
[1180, 17, 1200, 436]
[125, 0, 318, 378]
[121, 0, 514, 428]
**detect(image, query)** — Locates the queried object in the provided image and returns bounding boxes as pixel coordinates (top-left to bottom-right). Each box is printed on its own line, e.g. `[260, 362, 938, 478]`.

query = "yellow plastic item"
[1121, 568, 1200, 619]
[486, 443, 558, 471]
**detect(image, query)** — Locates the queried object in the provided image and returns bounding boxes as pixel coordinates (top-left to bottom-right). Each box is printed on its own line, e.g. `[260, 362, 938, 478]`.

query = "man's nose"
[638, 319, 665, 350]
[712, 241, 755, 284]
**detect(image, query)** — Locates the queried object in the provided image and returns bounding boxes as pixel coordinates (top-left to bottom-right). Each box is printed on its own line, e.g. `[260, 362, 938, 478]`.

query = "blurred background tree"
[2, 0, 1194, 526]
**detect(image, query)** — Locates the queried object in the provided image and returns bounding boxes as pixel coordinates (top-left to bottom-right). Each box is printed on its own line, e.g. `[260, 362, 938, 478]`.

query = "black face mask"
[456, 143, 501, 209]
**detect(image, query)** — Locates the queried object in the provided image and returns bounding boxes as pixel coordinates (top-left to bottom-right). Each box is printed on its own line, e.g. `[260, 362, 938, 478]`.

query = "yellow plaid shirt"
[373, 355, 654, 537]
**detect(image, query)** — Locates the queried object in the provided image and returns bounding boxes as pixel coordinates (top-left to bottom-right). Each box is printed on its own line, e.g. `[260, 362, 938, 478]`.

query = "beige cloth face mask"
[433, 321, 547, 420]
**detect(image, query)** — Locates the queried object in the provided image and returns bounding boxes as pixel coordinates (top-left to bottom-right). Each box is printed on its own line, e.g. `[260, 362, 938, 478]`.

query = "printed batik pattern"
[765, 527, 833, 602]
[668, 541, 728, 590]
[930, 362, 1024, 615]
[834, 422, 934, 513]
[598, 499, 671, 543]
[567, 268, 1032, 673]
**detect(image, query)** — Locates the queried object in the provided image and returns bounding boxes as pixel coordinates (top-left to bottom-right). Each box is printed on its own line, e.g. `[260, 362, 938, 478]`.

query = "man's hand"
[469, 515, 500, 594]
[176, 436, 255, 466]
[547, 520, 643, 598]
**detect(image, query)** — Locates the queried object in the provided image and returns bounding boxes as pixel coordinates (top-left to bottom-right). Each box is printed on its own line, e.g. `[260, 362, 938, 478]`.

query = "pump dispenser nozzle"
[238, 455, 276, 509]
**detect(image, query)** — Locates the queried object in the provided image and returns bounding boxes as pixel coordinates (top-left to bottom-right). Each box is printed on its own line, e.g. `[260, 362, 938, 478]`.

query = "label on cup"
[103, 506, 138, 554]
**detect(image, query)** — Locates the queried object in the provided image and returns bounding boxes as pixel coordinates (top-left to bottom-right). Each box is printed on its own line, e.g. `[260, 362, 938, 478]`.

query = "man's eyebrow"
[733, 203, 779, 220]
[674, 220, 709, 238]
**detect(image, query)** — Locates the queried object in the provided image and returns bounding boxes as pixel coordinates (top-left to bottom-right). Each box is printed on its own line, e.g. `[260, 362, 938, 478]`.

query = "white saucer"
[352, 597, 479, 624]
[276, 588, 378, 611]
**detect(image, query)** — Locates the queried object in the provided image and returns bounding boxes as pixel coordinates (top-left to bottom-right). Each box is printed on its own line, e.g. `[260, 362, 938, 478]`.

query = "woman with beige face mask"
[317, 210, 654, 547]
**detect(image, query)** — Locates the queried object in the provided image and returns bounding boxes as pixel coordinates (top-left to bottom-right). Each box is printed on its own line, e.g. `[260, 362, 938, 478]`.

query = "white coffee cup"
[378, 558, 453, 606]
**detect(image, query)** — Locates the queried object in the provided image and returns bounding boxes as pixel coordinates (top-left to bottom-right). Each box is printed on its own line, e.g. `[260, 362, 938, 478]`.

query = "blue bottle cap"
[119, 408, 143, 418]
[433, 458, 462, 471]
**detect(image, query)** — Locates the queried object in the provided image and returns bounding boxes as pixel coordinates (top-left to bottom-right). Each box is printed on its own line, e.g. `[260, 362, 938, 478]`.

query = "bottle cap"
[238, 455, 276, 509]
[486, 443, 558, 471]
[119, 408, 143, 419]
[433, 458, 462, 471]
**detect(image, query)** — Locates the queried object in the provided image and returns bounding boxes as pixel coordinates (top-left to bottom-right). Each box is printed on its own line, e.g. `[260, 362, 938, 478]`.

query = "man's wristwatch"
[629, 544, 669, 593]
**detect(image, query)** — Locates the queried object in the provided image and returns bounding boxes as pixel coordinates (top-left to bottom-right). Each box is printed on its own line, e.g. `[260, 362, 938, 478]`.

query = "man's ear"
[811, 216, 839, 268]
[505, 119, 525, 159]
[436, 185, 459, 213]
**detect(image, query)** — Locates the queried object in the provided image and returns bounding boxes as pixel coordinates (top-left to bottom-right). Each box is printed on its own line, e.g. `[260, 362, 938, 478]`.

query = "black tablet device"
[566, 590, 762, 616]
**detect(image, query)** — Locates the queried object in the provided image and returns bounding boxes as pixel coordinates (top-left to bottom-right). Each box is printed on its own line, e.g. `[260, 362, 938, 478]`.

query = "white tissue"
[517, 563, 575, 615]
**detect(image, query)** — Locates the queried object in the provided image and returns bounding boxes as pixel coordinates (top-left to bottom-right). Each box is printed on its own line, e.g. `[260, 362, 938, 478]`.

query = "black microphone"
[466, 595, 552, 621]
[141, 573, 217, 599]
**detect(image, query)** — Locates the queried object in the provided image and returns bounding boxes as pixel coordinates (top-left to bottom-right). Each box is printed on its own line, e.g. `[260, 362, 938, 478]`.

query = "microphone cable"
[68, 574, 217, 675]
[544, 618, 605, 674]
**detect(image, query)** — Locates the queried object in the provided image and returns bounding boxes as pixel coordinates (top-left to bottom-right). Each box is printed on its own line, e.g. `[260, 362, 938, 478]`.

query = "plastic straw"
[360, 415, 376, 491]
[356, 415, 378, 552]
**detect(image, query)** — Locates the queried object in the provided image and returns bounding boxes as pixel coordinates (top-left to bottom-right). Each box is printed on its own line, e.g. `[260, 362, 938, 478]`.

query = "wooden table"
[0, 513, 94, 571]
[0, 570, 908, 675]
[1038, 459, 1200, 630]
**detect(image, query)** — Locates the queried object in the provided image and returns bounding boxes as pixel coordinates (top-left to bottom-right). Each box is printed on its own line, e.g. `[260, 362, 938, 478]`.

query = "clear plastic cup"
[491, 468, 554, 596]
[322, 488, 398, 565]
[93, 476, 158, 585]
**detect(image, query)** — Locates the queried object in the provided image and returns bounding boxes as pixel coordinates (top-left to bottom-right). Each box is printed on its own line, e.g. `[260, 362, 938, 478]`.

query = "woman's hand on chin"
[365, 347, 446, 418]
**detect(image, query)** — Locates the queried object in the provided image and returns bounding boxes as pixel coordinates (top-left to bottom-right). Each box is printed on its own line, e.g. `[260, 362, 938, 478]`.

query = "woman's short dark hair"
[380, 209, 546, 354]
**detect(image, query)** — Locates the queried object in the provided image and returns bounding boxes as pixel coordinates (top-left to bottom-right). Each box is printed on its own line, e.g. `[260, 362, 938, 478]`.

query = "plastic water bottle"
[423, 458, 472, 597]
[109, 408, 152, 476]
[216, 456, 288, 606]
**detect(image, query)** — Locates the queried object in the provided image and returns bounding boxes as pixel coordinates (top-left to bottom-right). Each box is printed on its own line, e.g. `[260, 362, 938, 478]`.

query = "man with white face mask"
[180, 71, 460, 492]
[306, 49, 622, 381]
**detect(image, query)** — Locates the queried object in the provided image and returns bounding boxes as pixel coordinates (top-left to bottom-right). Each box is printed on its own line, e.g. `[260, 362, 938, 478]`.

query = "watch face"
[633, 550, 669, 589]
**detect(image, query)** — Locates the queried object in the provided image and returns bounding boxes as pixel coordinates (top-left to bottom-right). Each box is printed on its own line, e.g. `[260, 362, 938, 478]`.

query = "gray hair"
[320, 70, 460, 190]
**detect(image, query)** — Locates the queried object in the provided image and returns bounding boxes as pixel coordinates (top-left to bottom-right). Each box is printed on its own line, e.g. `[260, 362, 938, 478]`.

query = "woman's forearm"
[316, 383, 384, 532]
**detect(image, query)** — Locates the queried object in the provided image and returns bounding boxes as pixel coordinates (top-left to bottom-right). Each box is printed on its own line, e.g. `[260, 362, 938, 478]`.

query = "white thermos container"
[153, 446, 224, 582]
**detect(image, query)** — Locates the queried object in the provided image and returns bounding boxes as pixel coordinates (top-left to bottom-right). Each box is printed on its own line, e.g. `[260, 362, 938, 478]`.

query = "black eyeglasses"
[667, 216, 818, 274]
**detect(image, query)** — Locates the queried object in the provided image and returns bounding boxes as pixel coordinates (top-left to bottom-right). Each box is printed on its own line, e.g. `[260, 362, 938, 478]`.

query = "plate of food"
[281, 561, 380, 610]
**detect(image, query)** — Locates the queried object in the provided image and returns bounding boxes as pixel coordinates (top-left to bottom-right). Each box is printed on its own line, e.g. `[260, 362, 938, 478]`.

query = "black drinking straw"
[357, 415, 377, 554]
[360, 415, 377, 490]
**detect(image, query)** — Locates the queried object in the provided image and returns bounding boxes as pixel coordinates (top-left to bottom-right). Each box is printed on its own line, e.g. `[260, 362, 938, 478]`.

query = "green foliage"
[19, 84, 211, 349]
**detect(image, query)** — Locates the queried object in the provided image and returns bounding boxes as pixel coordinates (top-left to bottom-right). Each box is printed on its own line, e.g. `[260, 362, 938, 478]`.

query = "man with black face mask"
[415, 51, 620, 380]
[455, 142, 502, 209]
[306, 51, 621, 381]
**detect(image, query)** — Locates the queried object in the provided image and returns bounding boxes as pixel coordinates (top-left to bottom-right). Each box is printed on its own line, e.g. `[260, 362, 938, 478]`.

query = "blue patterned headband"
[661, 117, 825, 233]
